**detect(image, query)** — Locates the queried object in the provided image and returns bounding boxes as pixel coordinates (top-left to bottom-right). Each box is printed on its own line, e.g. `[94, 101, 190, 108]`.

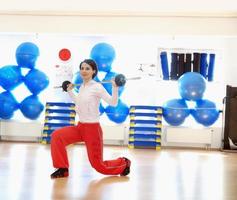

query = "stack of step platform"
[128, 105, 162, 150]
[41, 102, 76, 144]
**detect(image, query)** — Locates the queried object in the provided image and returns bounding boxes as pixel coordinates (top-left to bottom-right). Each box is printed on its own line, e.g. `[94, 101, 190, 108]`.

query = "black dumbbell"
[62, 80, 72, 92]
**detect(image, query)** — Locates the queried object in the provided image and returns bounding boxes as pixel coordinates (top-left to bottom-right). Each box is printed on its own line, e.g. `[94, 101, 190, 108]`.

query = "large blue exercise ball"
[163, 98, 190, 126]
[90, 43, 115, 72]
[191, 99, 220, 126]
[178, 72, 206, 101]
[105, 99, 129, 123]
[15, 42, 40, 69]
[102, 71, 124, 96]
[0, 65, 23, 91]
[0, 91, 19, 119]
[19, 95, 44, 120]
[73, 72, 83, 92]
[24, 69, 49, 95]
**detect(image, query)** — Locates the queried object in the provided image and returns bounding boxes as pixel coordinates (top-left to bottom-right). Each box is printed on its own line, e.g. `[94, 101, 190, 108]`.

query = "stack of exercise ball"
[73, 42, 129, 124]
[163, 72, 220, 126]
[0, 42, 49, 120]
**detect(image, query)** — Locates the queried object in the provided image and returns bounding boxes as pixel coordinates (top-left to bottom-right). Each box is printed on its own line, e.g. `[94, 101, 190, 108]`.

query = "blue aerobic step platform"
[130, 119, 162, 127]
[41, 102, 76, 144]
[128, 141, 161, 150]
[129, 134, 161, 142]
[45, 116, 75, 121]
[129, 112, 162, 120]
[41, 136, 51, 143]
[129, 126, 161, 133]
[130, 105, 162, 112]
[128, 105, 162, 150]
[42, 129, 54, 137]
[45, 109, 76, 116]
[46, 102, 75, 108]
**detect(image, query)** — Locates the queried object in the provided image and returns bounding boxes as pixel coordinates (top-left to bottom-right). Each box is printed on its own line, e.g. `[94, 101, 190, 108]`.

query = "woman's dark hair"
[79, 59, 98, 79]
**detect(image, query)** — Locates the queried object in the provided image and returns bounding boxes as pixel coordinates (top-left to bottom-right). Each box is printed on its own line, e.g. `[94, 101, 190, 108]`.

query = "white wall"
[0, 0, 236, 148]
[0, 15, 236, 36]
[0, 0, 236, 35]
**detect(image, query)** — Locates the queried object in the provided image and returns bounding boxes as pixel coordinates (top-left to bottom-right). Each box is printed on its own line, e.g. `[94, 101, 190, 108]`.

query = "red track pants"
[51, 122, 127, 175]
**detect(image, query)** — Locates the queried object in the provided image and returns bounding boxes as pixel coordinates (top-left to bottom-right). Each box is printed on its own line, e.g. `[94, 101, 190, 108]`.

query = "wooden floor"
[0, 142, 237, 200]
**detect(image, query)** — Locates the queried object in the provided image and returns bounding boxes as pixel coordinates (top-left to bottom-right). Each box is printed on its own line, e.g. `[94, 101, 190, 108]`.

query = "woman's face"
[80, 62, 96, 81]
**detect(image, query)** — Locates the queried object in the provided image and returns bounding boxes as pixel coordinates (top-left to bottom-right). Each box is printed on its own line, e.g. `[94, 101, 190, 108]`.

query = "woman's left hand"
[111, 79, 118, 88]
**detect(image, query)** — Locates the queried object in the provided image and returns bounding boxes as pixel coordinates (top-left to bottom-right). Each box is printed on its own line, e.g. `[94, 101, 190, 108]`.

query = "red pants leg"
[82, 123, 127, 175]
[50, 124, 83, 168]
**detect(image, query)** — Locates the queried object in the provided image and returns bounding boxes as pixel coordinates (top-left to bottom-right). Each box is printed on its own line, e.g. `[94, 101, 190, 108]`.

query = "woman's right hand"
[111, 79, 118, 88]
[67, 83, 74, 91]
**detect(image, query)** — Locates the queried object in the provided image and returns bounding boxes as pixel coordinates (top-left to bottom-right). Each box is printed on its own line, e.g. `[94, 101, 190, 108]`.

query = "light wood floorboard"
[0, 142, 237, 200]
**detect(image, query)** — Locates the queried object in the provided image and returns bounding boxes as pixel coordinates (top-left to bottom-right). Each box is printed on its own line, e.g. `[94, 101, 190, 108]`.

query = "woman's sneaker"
[120, 157, 131, 176]
[50, 168, 69, 179]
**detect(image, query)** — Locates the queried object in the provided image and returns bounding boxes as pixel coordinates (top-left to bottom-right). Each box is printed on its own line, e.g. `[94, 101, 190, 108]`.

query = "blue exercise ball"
[15, 42, 40, 69]
[19, 95, 44, 120]
[24, 69, 49, 95]
[191, 99, 220, 126]
[0, 91, 19, 119]
[105, 99, 129, 123]
[0, 65, 23, 91]
[73, 72, 83, 92]
[163, 98, 190, 126]
[99, 103, 105, 115]
[90, 43, 115, 72]
[102, 71, 124, 96]
[178, 72, 206, 101]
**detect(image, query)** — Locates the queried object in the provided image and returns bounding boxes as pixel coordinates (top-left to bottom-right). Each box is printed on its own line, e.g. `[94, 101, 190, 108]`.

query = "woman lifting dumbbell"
[50, 59, 131, 178]
[56, 72, 140, 91]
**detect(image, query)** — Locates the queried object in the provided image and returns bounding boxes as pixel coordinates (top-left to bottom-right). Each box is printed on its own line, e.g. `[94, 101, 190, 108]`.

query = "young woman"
[50, 59, 131, 178]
